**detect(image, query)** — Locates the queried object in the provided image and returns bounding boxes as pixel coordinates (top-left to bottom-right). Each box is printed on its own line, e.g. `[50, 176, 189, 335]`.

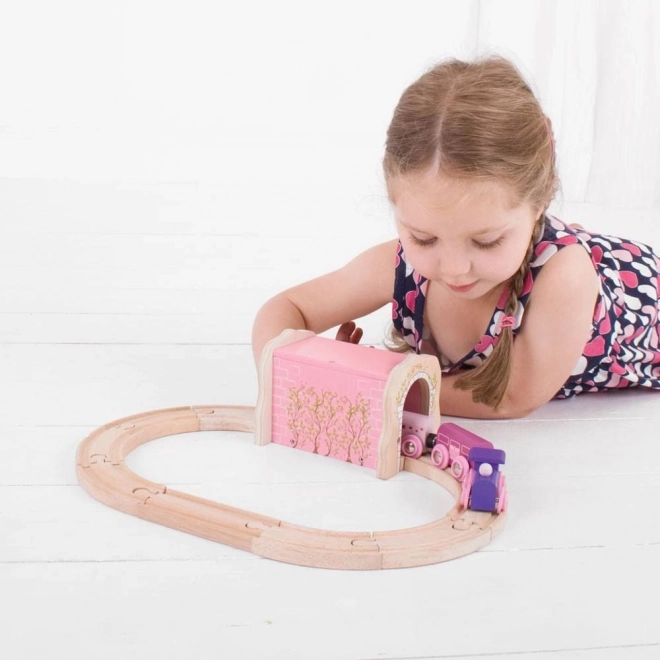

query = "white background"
[2, 2, 660, 659]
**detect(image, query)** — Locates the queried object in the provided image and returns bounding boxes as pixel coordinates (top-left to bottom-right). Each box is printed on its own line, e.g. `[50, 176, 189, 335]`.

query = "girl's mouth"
[446, 281, 478, 293]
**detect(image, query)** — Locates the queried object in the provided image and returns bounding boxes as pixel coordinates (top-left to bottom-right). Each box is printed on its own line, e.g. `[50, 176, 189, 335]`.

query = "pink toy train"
[401, 412, 508, 514]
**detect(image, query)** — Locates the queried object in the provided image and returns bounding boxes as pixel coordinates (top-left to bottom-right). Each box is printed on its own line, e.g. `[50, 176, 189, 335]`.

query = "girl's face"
[390, 169, 539, 302]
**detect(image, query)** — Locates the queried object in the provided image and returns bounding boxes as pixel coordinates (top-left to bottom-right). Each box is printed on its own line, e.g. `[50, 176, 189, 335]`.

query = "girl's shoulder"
[531, 215, 594, 269]
[537, 214, 658, 270]
[516, 216, 600, 322]
[530, 214, 659, 310]
[508, 215, 598, 315]
[528, 236, 599, 298]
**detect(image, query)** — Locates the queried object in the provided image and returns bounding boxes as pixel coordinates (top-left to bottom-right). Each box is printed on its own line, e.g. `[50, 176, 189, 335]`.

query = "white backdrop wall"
[1, 0, 659, 354]
[1, 0, 659, 203]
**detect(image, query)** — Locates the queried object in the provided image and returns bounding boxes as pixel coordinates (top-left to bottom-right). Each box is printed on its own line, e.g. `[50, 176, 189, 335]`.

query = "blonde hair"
[383, 55, 559, 410]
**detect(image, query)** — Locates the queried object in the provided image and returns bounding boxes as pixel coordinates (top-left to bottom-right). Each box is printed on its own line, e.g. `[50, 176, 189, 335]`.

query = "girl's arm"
[442, 243, 599, 419]
[251, 239, 398, 365]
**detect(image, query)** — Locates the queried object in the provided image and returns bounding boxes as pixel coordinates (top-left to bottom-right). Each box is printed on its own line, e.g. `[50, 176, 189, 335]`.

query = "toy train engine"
[399, 415, 508, 514]
[400, 410, 438, 459]
[431, 422, 493, 483]
[460, 447, 507, 513]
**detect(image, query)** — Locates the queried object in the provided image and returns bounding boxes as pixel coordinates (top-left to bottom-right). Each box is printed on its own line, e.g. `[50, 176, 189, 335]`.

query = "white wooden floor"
[3, 178, 660, 660]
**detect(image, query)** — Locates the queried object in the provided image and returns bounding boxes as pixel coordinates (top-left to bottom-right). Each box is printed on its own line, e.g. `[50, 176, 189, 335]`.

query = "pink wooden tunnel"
[255, 330, 444, 480]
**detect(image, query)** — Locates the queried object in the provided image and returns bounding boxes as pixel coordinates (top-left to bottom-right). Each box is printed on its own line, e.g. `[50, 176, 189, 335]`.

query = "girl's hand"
[569, 223, 584, 230]
[335, 321, 363, 344]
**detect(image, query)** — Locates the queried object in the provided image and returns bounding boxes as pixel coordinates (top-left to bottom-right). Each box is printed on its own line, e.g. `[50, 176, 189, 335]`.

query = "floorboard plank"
[3, 546, 658, 660]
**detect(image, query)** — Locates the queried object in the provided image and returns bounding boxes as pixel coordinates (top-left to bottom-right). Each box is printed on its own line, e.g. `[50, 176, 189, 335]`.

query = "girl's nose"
[439, 251, 471, 277]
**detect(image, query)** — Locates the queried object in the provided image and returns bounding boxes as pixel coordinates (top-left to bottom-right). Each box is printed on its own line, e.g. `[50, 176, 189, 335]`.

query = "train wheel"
[496, 489, 508, 514]
[430, 443, 449, 469]
[460, 470, 474, 509]
[496, 473, 508, 513]
[401, 434, 424, 459]
[451, 456, 470, 482]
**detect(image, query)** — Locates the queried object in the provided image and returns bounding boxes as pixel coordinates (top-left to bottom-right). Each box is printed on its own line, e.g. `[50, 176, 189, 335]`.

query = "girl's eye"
[409, 234, 437, 247]
[473, 237, 504, 250]
[408, 234, 504, 249]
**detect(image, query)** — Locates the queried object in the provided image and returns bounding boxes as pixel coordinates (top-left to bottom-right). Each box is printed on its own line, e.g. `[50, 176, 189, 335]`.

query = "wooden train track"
[76, 405, 506, 569]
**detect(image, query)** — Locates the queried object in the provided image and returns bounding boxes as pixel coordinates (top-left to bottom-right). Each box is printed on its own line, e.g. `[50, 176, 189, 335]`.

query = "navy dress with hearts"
[391, 215, 660, 399]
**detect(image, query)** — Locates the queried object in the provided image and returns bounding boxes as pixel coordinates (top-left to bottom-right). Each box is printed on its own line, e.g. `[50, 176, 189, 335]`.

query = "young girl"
[251, 55, 660, 419]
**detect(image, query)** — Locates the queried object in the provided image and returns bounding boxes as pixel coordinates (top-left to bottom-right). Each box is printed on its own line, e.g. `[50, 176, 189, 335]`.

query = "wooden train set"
[76, 330, 508, 569]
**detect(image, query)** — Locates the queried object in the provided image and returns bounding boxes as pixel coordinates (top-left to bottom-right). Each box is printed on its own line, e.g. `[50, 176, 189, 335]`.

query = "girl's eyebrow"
[396, 218, 433, 236]
[471, 225, 509, 236]
[398, 217, 508, 237]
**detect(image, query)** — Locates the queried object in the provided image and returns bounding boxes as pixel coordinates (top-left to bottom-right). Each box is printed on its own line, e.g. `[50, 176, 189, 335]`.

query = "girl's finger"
[335, 321, 356, 342]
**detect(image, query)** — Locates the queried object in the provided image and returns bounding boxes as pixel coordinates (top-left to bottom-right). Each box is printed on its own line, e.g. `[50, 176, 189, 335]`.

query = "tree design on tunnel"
[285, 385, 372, 465]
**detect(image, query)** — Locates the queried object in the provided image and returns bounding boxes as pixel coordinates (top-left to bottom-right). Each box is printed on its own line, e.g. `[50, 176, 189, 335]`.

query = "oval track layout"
[76, 405, 506, 569]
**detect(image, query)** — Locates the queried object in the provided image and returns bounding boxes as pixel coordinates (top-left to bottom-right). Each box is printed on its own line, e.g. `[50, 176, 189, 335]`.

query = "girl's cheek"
[405, 250, 435, 278]
[482, 254, 520, 280]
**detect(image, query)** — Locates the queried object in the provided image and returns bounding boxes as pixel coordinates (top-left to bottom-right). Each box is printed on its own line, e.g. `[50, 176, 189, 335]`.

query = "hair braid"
[453, 215, 545, 410]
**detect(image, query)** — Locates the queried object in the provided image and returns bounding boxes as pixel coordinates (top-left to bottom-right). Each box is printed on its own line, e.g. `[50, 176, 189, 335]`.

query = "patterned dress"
[392, 215, 660, 398]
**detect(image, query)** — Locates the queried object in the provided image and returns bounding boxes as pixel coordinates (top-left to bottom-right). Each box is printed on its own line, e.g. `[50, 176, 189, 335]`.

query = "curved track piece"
[76, 405, 506, 569]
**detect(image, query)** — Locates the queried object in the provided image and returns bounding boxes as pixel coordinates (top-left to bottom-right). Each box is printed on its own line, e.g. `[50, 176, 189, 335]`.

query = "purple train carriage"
[400, 413, 507, 513]
[431, 422, 492, 482]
